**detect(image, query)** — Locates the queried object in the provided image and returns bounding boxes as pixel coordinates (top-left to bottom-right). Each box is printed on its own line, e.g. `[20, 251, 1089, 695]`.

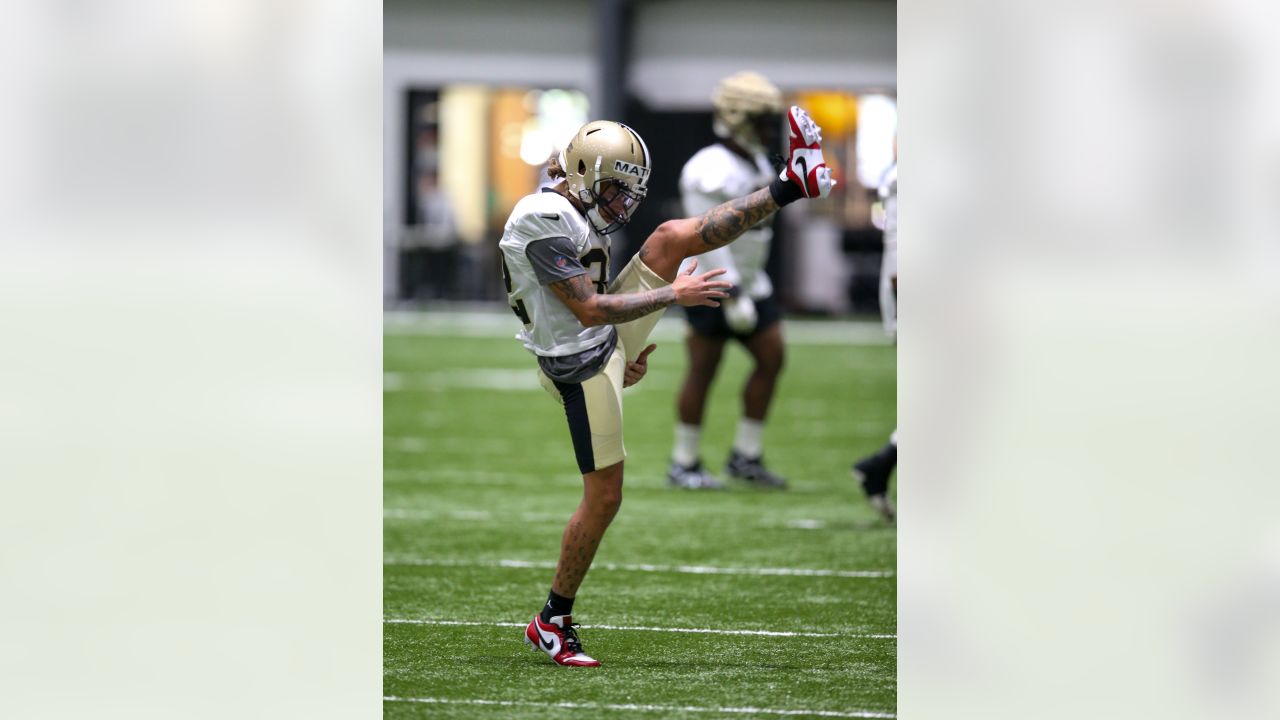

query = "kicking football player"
[503, 107, 834, 666]
[851, 161, 897, 522]
[668, 71, 791, 491]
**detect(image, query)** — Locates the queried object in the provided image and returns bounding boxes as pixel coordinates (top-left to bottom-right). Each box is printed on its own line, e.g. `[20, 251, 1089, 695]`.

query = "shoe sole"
[789, 106, 822, 147]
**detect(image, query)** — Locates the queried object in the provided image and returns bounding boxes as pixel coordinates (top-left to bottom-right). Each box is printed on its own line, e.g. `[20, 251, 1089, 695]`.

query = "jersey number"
[581, 248, 609, 294]
[499, 255, 531, 325]
[500, 248, 607, 325]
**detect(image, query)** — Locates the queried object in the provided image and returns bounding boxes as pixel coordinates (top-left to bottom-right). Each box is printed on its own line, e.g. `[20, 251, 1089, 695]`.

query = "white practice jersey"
[879, 164, 897, 265]
[499, 190, 613, 357]
[878, 164, 898, 337]
[677, 144, 776, 299]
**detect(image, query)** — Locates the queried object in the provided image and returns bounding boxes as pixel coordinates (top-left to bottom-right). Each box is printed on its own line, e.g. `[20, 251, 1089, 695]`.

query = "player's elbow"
[651, 219, 692, 247]
[573, 302, 607, 327]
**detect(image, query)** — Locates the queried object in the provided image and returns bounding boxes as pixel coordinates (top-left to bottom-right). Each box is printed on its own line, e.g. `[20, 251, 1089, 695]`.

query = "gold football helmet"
[712, 71, 784, 155]
[559, 120, 651, 235]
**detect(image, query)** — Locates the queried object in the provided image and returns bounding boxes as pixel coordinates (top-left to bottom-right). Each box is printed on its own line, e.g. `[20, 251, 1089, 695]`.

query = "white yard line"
[384, 436, 513, 454]
[383, 556, 894, 578]
[384, 369, 541, 392]
[383, 468, 576, 484]
[384, 508, 836, 526]
[383, 695, 895, 719]
[384, 508, 565, 522]
[384, 617, 894, 639]
[384, 309, 892, 347]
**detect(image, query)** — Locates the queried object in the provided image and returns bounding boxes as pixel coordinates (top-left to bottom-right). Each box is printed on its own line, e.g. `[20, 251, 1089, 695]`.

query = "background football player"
[668, 71, 791, 490]
[502, 109, 835, 666]
[852, 157, 897, 522]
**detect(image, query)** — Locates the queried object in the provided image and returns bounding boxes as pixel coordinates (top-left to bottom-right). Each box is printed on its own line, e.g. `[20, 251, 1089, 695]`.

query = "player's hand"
[672, 258, 732, 308]
[623, 344, 657, 388]
[723, 295, 758, 334]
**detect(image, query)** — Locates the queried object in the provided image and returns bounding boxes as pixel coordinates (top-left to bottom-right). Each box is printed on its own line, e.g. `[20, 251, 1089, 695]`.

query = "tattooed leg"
[551, 460, 624, 597]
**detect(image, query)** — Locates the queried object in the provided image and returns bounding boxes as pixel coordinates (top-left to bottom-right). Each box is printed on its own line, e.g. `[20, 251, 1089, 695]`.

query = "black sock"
[540, 589, 574, 623]
[768, 176, 804, 207]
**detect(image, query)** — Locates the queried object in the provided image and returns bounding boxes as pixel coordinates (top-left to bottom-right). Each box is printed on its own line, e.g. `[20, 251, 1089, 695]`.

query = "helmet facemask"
[583, 176, 647, 235]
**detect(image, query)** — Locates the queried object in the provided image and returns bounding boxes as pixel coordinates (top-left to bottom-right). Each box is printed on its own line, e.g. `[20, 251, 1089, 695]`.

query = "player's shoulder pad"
[507, 191, 590, 252]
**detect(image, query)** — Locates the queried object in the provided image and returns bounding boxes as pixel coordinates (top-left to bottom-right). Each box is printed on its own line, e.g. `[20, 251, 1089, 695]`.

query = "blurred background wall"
[383, 0, 897, 317]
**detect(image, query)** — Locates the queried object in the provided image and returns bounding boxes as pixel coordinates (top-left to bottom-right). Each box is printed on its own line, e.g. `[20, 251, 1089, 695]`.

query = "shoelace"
[561, 623, 585, 654]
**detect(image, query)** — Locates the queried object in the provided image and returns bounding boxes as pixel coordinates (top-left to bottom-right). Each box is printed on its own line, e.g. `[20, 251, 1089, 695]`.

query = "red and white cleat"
[779, 106, 836, 199]
[523, 614, 602, 667]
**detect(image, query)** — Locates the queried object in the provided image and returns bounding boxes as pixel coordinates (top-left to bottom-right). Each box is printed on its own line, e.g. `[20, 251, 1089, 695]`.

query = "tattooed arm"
[689, 187, 780, 254]
[550, 273, 676, 326]
[549, 262, 730, 327]
[635, 188, 780, 279]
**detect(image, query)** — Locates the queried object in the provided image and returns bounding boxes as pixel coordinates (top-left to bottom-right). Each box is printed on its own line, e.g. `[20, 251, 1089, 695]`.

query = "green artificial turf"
[385, 313, 896, 718]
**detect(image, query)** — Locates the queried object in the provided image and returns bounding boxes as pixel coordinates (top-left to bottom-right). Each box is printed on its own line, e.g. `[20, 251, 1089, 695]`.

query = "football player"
[851, 160, 897, 522]
[504, 108, 835, 666]
[667, 71, 791, 491]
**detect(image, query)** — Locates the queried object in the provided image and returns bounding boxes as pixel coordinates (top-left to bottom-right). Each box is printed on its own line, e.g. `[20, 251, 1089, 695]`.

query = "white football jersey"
[499, 190, 613, 357]
[678, 144, 776, 299]
[878, 164, 898, 337]
[879, 164, 897, 263]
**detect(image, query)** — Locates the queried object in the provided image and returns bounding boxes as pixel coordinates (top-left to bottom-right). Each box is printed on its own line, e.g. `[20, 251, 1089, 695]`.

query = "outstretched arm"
[550, 259, 730, 327]
[638, 105, 836, 281]
[638, 188, 780, 279]
[550, 274, 676, 326]
[689, 187, 780, 255]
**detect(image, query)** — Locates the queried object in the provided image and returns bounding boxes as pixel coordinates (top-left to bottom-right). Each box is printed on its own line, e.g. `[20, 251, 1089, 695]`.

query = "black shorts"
[683, 293, 782, 340]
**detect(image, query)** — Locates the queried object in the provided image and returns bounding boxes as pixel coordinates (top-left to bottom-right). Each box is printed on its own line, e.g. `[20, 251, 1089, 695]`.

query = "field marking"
[385, 436, 513, 454]
[384, 617, 894, 639]
[383, 695, 895, 718]
[785, 519, 827, 530]
[383, 467, 578, 484]
[385, 509, 841, 527]
[384, 508, 494, 521]
[384, 508, 564, 522]
[384, 369, 540, 392]
[383, 556, 894, 579]
[384, 310, 893, 347]
[383, 468, 566, 481]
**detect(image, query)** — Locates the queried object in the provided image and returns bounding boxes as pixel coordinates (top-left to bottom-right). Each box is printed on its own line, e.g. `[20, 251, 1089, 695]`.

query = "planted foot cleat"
[523, 614, 601, 667]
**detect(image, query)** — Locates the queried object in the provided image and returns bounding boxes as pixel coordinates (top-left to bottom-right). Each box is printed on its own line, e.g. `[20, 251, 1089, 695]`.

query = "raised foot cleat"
[523, 614, 601, 667]
[725, 450, 788, 489]
[780, 105, 836, 199]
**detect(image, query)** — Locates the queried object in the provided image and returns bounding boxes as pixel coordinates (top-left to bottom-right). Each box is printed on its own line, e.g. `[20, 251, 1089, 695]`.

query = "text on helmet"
[613, 160, 650, 179]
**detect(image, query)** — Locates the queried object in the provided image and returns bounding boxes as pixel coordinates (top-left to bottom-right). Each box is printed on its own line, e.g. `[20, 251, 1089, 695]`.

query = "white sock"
[733, 418, 764, 458]
[672, 423, 701, 467]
